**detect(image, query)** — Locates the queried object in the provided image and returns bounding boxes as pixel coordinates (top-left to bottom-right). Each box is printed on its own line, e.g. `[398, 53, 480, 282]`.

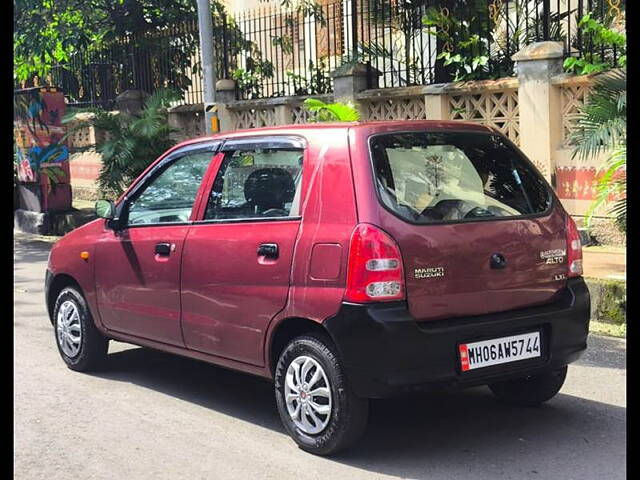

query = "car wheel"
[53, 286, 108, 372]
[488, 366, 568, 407]
[274, 333, 369, 456]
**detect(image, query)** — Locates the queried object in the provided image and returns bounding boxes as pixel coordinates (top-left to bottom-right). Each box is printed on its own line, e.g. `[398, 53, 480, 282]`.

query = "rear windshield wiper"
[511, 166, 534, 214]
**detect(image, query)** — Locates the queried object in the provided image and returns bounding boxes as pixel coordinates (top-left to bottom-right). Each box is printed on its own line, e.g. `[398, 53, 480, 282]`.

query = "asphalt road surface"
[14, 234, 626, 480]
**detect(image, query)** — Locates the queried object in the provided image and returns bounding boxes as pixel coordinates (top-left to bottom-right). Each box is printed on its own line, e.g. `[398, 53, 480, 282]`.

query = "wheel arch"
[267, 317, 333, 377]
[46, 273, 83, 325]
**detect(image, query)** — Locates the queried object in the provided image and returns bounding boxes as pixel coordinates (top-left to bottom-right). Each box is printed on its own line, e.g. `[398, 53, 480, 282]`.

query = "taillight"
[344, 224, 405, 303]
[566, 216, 583, 277]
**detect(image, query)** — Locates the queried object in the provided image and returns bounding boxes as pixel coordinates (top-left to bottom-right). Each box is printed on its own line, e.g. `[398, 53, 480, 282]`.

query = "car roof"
[172, 120, 494, 150]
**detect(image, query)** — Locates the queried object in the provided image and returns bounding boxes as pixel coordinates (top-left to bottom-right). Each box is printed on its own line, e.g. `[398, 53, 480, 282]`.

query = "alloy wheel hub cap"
[56, 300, 82, 358]
[284, 356, 332, 435]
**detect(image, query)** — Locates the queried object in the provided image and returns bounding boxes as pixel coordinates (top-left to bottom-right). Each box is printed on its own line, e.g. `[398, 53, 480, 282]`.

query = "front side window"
[370, 132, 550, 224]
[204, 147, 303, 220]
[127, 152, 213, 225]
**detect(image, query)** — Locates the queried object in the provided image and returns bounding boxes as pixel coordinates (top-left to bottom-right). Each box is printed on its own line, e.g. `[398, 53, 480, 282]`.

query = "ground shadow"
[577, 334, 626, 369]
[93, 343, 625, 479]
[16, 234, 625, 478]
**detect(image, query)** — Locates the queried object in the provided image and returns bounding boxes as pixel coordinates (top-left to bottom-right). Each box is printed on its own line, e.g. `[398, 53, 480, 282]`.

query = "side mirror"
[95, 199, 115, 219]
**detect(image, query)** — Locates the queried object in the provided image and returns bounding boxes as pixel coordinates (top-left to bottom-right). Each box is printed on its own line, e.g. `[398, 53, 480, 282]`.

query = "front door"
[95, 145, 218, 346]
[181, 137, 305, 365]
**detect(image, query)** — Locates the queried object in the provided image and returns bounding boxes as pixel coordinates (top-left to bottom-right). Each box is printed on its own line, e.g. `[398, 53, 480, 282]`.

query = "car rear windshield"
[369, 131, 551, 224]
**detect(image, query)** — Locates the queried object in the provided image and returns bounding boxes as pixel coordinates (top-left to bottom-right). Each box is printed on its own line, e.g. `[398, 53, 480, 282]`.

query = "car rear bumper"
[323, 278, 590, 398]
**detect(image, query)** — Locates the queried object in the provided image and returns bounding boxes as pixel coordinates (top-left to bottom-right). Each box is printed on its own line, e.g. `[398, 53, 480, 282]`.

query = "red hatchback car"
[45, 120, 590, 455]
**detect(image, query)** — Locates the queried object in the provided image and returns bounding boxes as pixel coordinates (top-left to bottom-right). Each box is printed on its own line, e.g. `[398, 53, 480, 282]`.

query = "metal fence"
[48, 0, 624, 106]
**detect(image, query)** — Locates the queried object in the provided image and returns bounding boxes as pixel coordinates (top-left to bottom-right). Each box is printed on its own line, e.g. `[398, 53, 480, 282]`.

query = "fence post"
[512, 41, 564, 184]
[424, 85, 450, 121]
[331, 63, 380, 117]
[216, 79, 237, 132]
[542, 0, 550, 40]
[274, 104, 293, 125]
[351, 0, 358, 60]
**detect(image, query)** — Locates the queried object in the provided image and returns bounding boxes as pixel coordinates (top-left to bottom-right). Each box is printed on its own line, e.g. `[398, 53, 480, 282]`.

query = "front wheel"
[274, 333, 369, 456]
[488, 366, 568, 407]
[53, 286, 108, 372]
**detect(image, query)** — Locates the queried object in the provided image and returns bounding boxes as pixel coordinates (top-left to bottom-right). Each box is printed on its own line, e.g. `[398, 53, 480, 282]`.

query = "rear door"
[366, 130, 569, 321]
[180, 136, 304, 366]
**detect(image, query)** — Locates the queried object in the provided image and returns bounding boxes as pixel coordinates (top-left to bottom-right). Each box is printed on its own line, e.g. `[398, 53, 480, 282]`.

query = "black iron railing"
[47, 0, 623, 106]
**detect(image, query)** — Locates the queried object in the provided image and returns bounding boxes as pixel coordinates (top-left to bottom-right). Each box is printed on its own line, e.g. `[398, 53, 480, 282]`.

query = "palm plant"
[302, 98, 360, 122]
[64, 89, 181, 198]
[570, 69, 626, 231]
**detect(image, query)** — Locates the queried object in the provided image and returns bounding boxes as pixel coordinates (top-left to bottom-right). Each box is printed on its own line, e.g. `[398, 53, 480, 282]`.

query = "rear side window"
[369, 132, 550, 224]
[204, 148, 303, 220]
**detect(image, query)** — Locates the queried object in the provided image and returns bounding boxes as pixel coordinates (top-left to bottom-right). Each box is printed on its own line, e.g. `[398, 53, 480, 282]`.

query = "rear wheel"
[274, 333, 368, 456]
[488, 366, 568, 407]
[53, 286, 108, 372]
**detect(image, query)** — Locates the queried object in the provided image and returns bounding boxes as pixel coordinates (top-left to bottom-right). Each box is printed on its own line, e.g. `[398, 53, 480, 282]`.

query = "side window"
[204, 147, 303, 220]
[127, 152, 213, 226]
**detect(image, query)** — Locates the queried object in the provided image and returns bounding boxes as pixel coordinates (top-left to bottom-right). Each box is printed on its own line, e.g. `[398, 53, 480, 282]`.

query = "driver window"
[127, 152, 213, 226]
[204, 147, 303, 220]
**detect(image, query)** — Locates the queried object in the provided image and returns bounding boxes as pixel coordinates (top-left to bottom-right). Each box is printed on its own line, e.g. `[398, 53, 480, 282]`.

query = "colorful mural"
[14, 86, 72, 211]
[555, 166, 623, 202]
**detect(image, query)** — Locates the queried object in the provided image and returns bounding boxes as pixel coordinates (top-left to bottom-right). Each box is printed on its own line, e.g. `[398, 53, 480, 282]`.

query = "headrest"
[244, 168, 295, 210]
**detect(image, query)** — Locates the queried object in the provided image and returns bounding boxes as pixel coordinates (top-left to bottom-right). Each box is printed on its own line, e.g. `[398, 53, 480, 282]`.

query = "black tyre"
[274, 333, 369, 456]
[488, 366, 568, 407]
[53, 286, 108, 372]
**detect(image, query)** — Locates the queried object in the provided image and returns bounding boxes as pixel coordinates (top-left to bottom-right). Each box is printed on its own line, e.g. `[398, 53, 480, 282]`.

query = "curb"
[584, 277, 626, 327]
[14, 208, 97, 236]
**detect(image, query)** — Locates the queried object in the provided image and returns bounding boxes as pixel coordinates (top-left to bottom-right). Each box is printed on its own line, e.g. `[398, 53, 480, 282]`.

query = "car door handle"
[257, 243, 279, 259]
[155, 243, 173, 256]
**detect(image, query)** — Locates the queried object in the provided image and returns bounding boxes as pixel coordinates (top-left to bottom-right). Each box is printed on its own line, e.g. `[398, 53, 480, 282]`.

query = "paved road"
[14, 234, 626, 480]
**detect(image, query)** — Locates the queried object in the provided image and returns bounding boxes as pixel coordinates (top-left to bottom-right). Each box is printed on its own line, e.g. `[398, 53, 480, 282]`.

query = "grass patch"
[590, 320, 626, 338]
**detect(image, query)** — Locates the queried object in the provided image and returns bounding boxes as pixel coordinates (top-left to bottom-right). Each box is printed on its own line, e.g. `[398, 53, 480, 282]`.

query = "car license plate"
[459, 331, 541, 372]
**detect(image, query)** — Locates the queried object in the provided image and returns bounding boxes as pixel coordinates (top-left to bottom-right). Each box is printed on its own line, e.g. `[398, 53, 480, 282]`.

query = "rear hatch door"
[368, 130, 568, 321]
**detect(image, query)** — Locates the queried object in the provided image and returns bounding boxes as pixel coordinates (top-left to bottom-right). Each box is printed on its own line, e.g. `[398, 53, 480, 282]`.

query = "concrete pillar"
[215, 79, 237, 132]
[330, 63, 380, 118]
[275, 104, 293, 125]
[424, 86, 450, 120]
[115, 90, 148, 116]
[512, 41, 564, 184]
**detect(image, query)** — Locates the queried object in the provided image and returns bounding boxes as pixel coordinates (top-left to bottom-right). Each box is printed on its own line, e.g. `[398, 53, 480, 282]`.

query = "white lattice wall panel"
[448, 90, 520, 145]
[67, 125, 94, 148]
[363, 97, 427, 121]
[231, 108, 277, 129]
[561, 84, 591, 144]
[292, 105, 312, 124]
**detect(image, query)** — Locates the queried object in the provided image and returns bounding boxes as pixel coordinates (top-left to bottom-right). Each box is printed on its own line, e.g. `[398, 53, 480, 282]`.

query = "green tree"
[14, 0, 233, 87]
[14, 0, 199, 82]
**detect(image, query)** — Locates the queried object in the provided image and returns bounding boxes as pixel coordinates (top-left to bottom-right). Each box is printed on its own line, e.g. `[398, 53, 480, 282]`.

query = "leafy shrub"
[64, 89, 180, 199]
[571, 69, 626, 231]
[302, 98, 360, 122]
[564, 13, 626, 75]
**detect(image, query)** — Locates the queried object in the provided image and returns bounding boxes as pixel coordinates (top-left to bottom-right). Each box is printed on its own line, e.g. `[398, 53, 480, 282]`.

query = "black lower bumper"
[324, 278, 590, 398]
